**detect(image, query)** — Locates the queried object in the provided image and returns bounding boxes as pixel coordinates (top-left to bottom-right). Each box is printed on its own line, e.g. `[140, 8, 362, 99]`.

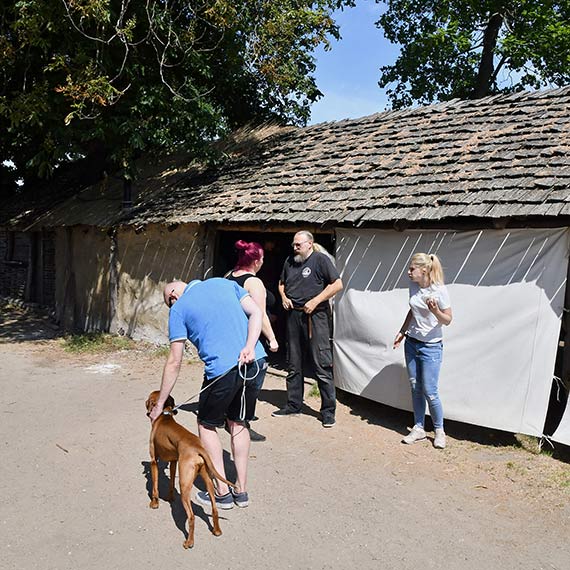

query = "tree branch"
[473, 12, 503, 98]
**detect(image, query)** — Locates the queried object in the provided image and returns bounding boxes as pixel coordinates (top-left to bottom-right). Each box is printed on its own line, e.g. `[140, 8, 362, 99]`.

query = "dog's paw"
[212, 529, 222, 537]
[183, 539, 194, 549]
[149, 498, 159, 509]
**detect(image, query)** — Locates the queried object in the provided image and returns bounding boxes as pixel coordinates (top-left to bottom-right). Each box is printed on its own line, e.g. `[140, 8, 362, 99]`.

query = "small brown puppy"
[146, 390, 235, 549]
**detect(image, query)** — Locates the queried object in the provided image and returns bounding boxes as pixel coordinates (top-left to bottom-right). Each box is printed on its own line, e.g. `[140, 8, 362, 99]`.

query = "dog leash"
[162, 358, 261, 416]
[237, 359, 260, 421]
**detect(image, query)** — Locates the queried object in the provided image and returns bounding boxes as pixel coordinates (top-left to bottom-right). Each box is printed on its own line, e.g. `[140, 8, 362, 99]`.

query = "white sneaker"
[402, 425, 427, 444]
[434, 428, 446, 449]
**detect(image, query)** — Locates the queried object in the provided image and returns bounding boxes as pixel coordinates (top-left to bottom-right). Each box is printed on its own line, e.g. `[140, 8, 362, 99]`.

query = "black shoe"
[248, 428, 267, 442]
[271, 407, 301, 418]
[322, 418, 336, 428]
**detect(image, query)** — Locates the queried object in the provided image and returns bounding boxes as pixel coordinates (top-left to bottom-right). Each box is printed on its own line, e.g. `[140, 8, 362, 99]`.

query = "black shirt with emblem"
[280, 251, 340, 310]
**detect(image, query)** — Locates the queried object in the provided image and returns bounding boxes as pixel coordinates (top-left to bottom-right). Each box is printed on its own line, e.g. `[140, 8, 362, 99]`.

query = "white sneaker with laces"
[434, 428, 446, 449]
[402, 425, 427, 444]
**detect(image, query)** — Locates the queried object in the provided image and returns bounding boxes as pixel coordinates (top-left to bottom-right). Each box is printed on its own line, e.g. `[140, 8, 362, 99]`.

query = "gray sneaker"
[231, 488, 249, 508]
[194, 490, 234, 510]
[434, 428, 446, 449]
[402, 425, 427, 444]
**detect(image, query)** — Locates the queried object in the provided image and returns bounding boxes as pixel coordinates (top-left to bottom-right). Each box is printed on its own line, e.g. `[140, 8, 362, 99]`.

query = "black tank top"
[226, 272, 276, 310]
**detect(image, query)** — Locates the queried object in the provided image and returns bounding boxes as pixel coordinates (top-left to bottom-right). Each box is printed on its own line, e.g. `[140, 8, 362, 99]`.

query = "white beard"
[294, 253, 308, 263]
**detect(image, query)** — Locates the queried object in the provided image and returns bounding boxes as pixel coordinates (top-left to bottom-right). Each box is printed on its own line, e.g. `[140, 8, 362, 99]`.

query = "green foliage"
[0, 0, 354, 194]
[308, 382, 320, 398]
[376, 1, 570, 108]
[61, 332, 134, 353]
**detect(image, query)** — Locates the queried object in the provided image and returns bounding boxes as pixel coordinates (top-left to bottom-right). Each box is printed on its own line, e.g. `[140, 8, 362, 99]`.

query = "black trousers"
[285, 308, 336, 420]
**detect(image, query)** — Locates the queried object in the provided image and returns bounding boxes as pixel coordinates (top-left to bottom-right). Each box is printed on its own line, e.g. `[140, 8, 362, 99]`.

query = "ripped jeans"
[404, 337, 444, 429]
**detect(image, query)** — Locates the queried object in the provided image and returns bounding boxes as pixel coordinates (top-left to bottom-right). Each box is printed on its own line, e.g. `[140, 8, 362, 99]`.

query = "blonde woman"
[394, 253, 452, 449]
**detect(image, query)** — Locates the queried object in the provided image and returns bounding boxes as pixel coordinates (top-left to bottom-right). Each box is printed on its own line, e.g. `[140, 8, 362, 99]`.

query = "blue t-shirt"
[168, 278, 267, 379]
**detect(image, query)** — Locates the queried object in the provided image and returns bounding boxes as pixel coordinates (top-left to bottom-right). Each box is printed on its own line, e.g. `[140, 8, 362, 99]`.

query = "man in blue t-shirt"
[149, 278, 266, 509]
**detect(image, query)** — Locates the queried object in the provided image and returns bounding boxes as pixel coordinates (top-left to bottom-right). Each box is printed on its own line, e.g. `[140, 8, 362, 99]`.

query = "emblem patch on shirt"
[302, 267, 312, 278]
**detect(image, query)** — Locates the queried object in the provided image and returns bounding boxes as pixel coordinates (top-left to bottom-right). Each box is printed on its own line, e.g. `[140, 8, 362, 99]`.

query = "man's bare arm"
[149, 340, 185, 422]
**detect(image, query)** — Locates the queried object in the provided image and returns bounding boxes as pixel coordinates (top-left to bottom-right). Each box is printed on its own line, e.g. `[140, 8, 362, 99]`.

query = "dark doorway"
[213, 229, 335, 368]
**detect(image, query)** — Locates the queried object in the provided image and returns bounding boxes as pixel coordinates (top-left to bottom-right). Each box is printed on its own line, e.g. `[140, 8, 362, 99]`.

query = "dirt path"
[1, 305, 569, 569]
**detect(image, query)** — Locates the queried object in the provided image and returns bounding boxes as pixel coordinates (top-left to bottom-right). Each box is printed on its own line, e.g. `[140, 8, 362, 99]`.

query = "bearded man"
[274, 231, 343, 427]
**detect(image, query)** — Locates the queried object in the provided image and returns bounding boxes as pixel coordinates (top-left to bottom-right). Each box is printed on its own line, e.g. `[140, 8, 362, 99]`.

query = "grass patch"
[514, 433, 542, 455]
[149, 342, 200, 363]
[308, 382, 320, 398]
[549, 468, 570, 489]
[151, 345, 171, 359]
[505, 461, 527, 476]
[61, 333, 135, 353]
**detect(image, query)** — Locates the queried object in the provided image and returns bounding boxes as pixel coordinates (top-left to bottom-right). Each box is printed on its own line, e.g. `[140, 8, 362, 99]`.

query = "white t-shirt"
[407, 282, 451, 343]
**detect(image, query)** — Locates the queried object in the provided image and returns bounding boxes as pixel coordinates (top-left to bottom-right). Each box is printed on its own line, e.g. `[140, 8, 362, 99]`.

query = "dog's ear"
[164, 394, 177, 414]
[146, 391, 160, 416]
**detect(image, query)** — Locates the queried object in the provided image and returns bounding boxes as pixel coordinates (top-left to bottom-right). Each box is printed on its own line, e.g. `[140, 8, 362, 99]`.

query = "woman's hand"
[268, 338, 279, 352]
[393, 331, 405, 349]
[426, 298, 453, 326]
[425, 297, 438, 313]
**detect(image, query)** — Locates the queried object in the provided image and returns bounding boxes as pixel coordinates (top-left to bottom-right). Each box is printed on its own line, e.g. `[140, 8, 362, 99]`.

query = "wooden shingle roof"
[127, 87, 570, 227]
[10, 87, 570, 231]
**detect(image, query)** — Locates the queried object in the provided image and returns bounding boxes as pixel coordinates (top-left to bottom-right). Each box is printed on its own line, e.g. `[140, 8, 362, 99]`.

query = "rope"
[552, 375, 564, 402]
[162, 368, 230, 415]
[238, 359, 261, 421]
[162, 358, 262, 419]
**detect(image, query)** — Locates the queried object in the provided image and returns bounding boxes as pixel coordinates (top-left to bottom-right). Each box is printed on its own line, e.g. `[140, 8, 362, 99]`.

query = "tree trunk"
[473, 13, 503, 99]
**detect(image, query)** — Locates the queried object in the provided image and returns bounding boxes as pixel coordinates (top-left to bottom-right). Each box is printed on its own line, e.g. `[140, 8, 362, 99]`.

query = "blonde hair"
[410, 253, 445, 285]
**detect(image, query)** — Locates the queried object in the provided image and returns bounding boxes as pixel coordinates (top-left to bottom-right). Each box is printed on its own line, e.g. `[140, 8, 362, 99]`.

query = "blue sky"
[309, 0, 400, 124]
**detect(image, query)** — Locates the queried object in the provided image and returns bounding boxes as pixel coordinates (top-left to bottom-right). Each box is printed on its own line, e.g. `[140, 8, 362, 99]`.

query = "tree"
[376, 1, 570, 109]
[0, 0, 353, 195]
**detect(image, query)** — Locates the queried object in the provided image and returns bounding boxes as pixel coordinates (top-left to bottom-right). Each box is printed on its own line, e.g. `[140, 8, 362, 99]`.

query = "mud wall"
[114, 224, 206, 343]
[55, 226, 112, 331]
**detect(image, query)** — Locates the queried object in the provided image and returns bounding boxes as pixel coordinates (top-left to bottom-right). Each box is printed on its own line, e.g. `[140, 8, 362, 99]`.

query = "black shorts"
[197, 358, 267, 428]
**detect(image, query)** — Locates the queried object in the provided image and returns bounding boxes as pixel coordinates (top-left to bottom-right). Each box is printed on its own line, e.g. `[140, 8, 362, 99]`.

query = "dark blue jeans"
[285, 309, 336, 421]
[404, 337, 444, 429]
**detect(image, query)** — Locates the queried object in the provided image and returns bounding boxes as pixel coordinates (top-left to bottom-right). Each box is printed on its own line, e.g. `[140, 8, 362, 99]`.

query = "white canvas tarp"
[334, 228, 569, 437]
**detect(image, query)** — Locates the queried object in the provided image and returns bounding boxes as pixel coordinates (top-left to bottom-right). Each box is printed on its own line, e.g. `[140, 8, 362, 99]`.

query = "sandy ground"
[1, 304, 569, 570]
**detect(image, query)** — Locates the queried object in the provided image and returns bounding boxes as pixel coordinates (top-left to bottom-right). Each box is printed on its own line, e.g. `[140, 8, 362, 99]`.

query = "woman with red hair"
[227, 240, 279, 353]
[226, 240, 279, 442]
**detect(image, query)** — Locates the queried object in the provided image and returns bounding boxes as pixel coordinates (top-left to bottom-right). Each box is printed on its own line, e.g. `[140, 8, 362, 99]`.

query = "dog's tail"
[200, 450, 236, 490]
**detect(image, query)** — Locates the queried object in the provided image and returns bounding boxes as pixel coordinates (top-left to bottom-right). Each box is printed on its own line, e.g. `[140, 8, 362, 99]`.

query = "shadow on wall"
[336, 228, 568, 313]
[59, 227, 112, 333]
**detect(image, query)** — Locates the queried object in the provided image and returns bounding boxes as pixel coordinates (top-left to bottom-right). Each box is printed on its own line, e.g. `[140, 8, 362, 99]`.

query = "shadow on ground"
[141, 457, 234, 541]
[0, 300, 61, 342]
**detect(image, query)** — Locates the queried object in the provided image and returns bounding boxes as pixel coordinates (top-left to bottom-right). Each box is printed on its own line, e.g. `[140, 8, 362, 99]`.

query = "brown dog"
[146, 390, 235, 549]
